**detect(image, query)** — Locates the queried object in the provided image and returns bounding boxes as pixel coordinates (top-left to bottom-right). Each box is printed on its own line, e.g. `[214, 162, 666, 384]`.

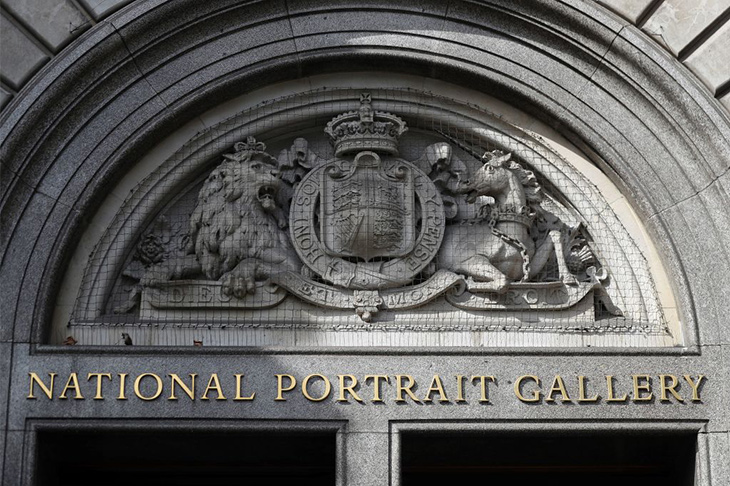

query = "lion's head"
[188, 150, 285, 267]
[205, 154, 282, 213]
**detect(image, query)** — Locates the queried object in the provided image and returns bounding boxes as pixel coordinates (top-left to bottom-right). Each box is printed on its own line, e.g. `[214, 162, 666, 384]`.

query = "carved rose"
[136, 234, 166, 266]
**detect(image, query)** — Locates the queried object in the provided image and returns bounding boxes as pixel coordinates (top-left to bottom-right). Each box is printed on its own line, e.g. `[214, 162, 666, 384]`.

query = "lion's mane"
[188, 158, 288, 280]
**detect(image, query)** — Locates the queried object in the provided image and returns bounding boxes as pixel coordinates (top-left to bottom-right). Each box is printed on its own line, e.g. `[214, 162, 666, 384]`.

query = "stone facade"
[1, 1, 730, 484]
[2, 0, 729, 110]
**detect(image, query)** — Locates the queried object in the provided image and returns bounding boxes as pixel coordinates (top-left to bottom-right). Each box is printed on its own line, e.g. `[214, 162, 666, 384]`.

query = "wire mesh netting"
[65, 88, 672, 347]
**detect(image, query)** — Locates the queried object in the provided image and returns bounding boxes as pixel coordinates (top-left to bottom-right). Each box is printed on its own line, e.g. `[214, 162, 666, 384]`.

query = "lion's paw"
[220, 260, 259, 299]
[140, 263, 173, 287]
[221, 273, 256, 299]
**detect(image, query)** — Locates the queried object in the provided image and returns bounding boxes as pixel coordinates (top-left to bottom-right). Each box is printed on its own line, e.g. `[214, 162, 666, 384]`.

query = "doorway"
[35, 429, 337, 486]
[400, 431, 696, 485]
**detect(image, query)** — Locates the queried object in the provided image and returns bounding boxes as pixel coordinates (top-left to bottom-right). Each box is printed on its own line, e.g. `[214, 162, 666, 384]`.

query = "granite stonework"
[0, 21, 131, 177]
[8, 347, 729, 429]
[2, 0, 89, 51]
[707, 432, 730, 486]
[614, 27, 730, 178]
[0, 429, 4, 486]
[596, 0, 730, 99]
[722, 92, 730, 111]
[0, 343, 11, 433]
[4, 344, 729, 482]
[35, 76, 167, 210]
[653, 198, 729, 346]
[596, 0, 656, 23]
[721, 345, 730, 431]
[3, 431, 24, 486]
[0, 12, 48, 89]
[1, 1, 730, 483]
[4, 191, 66, 344]
[2, 0, 729, 119]
[0, 86, 11, 110]
[78, 0, 131, 19]
[343, 426, 390, 486]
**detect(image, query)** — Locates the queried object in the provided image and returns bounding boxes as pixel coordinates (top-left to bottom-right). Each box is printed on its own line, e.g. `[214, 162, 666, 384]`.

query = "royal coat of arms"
[126, 93, 620, 324]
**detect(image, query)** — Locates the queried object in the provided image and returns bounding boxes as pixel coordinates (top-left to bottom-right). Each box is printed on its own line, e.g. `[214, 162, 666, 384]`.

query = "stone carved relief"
[127, 94, 620, 323]
[141, 137, 299, 298]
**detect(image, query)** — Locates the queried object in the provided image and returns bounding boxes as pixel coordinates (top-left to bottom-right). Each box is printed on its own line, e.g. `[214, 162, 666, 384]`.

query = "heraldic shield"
[321, 151, 416, 261]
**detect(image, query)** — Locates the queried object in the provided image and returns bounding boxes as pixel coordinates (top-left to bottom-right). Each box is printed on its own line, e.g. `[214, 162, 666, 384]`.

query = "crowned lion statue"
[141, 137, 301, 298]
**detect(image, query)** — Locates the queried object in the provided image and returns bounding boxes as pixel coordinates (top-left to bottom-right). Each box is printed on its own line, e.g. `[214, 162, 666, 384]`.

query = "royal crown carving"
[325, 93, 408, 156]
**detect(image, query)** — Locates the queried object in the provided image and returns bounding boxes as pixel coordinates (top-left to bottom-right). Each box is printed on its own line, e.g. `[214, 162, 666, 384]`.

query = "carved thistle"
[129, 93, 620, 322]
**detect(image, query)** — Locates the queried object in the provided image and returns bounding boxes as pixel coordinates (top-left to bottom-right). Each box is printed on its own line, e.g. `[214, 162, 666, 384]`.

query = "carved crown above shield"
[324, 93, 408, 156]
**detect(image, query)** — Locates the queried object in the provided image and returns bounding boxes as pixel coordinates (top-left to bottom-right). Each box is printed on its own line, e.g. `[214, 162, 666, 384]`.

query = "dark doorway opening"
[401, 431, 696, 486]
[35, 429, 337, 486]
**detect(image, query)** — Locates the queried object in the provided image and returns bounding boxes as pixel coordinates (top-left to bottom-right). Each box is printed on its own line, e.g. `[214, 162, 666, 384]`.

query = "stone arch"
[1, 0, 729, 349]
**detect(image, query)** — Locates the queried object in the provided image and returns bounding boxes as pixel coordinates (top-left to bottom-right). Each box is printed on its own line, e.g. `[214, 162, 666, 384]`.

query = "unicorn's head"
[460, 150, 542, 205]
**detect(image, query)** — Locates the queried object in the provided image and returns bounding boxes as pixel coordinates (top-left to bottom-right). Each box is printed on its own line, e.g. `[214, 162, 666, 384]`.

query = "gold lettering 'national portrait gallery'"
[27, 372, 706, 404]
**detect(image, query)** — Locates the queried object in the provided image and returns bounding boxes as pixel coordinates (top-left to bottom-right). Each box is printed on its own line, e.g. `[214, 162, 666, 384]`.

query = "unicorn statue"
[438, 150, 579, 293]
